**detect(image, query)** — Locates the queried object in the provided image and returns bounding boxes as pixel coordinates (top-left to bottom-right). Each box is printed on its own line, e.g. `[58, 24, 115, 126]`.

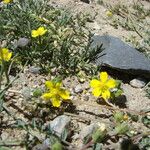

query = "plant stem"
[4, 62, 10, 85]
[0, 64, 4, 90]
[80, 140, 94, 150]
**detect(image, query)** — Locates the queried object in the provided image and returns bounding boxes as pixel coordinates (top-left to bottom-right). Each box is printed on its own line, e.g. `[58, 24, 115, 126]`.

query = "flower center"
[101, 84, 108, 92]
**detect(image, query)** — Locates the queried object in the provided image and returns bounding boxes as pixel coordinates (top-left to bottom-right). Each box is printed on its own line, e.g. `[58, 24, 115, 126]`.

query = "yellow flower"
[31, 27, 47, 38]
[106, 10, 113, 17]
[123, 114, 129, 121]
[42, 81, 70, 107]
[2, 0, 13, 4]
[90, 72, 116, 100]
[0, 48, 12, 62]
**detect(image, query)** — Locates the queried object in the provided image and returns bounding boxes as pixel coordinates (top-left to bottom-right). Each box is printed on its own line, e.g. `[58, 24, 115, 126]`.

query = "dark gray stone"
[91, 35, 150, 78]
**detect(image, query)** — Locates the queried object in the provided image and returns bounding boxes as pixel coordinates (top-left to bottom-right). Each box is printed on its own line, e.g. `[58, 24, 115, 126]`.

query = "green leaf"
[33, 88, 43, 98]
[114, 89, 123, 97]
[0, 147, 12, 150]
[114, 111, 124, 123]
[92, 129, 106, 143]
[52, 141, 63, 150]
[115, 123, 129, 135]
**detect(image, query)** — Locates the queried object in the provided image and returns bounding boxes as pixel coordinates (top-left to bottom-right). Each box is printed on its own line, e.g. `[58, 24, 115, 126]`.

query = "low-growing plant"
[0, 46, 13, 111]
[0, 0, 102, 75]
[90, 72, 123, 105]
[41, 79, 70, 107]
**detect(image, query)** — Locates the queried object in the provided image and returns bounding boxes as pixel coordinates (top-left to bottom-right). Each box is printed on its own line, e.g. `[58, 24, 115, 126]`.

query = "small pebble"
[22, 87, 31, 100]
[17, 37, 30, 47]
[82, 82, 89, 90]
[130, 78, 146, 88]
[83, 95, 89, 101]
[49, 115, 71, 139]
[29, 66, 41, 74]
[74, 85, 83, 93]
[8, 92, 15, 97]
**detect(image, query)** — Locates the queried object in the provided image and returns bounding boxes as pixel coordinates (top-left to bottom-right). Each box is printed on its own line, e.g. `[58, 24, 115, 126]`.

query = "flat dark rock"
[91, 35, 150, 78]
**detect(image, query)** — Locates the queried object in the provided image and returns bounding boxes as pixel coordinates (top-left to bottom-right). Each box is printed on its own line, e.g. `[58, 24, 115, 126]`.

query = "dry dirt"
[1, 0, 150, 149]
[48, 0, 150, 111]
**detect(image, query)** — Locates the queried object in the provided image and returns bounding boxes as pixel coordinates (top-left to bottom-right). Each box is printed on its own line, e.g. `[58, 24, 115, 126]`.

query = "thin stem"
[0, 47, 4, 90]
[4, 61, 10, 85]
[39, 36, 42, 45]
[80, 140, 94, 150]
[0, 65, 4, 90]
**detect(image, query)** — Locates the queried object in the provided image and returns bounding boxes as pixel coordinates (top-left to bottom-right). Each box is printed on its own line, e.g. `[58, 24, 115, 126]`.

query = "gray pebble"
[29, 66, 41, 74]
[74, 85, 83, 93]
[79, 123, 99, 140]
[22, 87, 31, 100]
[49, 115, 71, 139]
[130, 78, 147, 88]
[83, 95, 89, 101]
[17, 38, 30, 47]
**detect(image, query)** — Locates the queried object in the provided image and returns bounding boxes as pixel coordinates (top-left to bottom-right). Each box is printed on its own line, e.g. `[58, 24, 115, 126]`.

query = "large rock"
[91, 35, 150, 78]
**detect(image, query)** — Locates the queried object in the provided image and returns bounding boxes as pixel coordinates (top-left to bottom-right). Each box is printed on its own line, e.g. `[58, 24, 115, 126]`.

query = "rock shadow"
[111, 95, 127, 108]
[120, 139, 140, 150]
[97, 95, 127, 108]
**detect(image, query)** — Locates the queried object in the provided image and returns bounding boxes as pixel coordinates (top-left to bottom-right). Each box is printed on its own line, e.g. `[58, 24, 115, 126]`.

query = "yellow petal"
[5, 51, 12, 61]
[90, 79, 101, 88]
[45, 81, 54, 89]
[106, 79, 116, 88]
[42, 93, 52, 100]
[101, 90, 110, 100]
[59, 89, 70, 100]
[0, 48, 12, 61]
[56, 82, 62, 88]
[100, 72, 108, 83]
[31, 30, 39, 37]
[3, 0, 12, 4]
[37, 27, 47, 36]
[51, 97, 61, 107]
[106, 11, 113, 17]
[92, 88, 102, 97]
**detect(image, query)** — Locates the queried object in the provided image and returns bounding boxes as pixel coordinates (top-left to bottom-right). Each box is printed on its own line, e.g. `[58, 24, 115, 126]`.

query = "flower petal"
[59, 89, 70, 100]
[45, 81, 54, 89]
[51, 97, 61, 107]
[92, 88, 102, 97]
[56, 82, 62, 88]
[106, 79, 116, 88]
[42, 93, 52, 100]
[0, 48, 12, 61]
[3, 0, 12, 4]
[37, 27, 47, 36]
[90, 79, 101, 88]
[101, 90, 110, 100]
[31, 30, 38, 37]
[100, 72, 108, 83]
[7, 51, 12, 61]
